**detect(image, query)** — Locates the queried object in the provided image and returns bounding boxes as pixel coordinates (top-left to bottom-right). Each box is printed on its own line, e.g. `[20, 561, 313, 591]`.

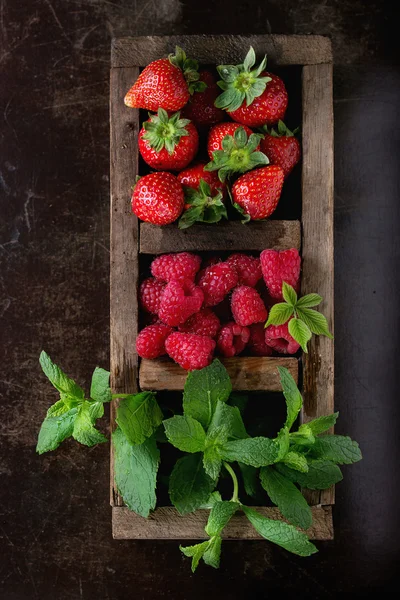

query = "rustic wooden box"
[110, 35, 334, 540]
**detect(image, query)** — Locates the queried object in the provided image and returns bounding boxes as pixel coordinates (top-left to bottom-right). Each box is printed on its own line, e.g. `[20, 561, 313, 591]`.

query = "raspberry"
[217, 322, 250, 357]
[198, 262, 238, 307]
[158, 279, 204, 326]
[247, 323, 273, 356]
[260, 249, 301, 300]
[226, 253, 262, 287]
[231, 286, 268, 326]
[136, 324, 173, 359]
[265, 321, 300, 355]
[139, 277, 166, 314]
[151, 252, 202, 284]
[178, 308, 220, 338]
[165, 332, 216, 371]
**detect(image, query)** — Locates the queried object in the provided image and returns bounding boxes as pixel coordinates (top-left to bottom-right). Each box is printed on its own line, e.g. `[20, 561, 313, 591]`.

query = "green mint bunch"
[265, 282, 334, 352]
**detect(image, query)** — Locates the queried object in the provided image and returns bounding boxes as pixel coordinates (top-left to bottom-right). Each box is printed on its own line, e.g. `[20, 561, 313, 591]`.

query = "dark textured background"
[1, 1, 400, 598]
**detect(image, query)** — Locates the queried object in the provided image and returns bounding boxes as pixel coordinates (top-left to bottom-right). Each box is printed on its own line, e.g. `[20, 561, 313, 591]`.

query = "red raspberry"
[247, 323, 273, 356]
[231, 285, 268, 327]
[158, 279, 204, 327]
[139, 277, 166, 314]
[260, 249, 301, 300]
[217, 322, 250, 357]
[178, 308, 220, 338]
[198, 262, 238, 307]
[226, 253, 262, 287]
[151, 252, 201, 284]
[165, 332, 215, 371]
[136, 324, 173, 359]
[265, 321, 300, 355]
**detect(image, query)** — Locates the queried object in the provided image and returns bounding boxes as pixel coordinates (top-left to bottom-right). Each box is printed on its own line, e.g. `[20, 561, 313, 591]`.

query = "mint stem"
[111, 394, 132, 399]
[224, 462, 239, 503]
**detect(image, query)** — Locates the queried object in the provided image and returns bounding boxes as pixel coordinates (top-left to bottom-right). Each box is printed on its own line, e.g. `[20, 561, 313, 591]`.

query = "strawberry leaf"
[288, 318, 312, 353]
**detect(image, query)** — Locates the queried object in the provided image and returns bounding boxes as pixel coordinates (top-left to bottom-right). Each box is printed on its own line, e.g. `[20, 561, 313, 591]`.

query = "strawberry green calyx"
[262, 120, 300, 138]
[169, 46, 207, 94]
[142, 108, 191, 155]
[215, 47, 272, 112]
[178, 179, 227, 229]
[205, 126, 269, 182]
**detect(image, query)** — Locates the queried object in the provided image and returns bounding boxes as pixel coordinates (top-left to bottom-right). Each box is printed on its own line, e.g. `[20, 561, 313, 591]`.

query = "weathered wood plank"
[140, 220, 301, 254]
[139, 357, 298, 391]
[301, 63, 334, 506]
[110, 66, 140, 506]
[112, 506, 333, 540]
[112, 35, 332, 68]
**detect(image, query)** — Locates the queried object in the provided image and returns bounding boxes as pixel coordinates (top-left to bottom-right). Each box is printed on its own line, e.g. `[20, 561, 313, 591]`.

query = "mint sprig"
[265, 282, 333, 352]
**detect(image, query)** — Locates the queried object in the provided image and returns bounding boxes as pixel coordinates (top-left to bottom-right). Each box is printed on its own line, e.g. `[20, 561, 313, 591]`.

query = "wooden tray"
[110, 35, 334, 540]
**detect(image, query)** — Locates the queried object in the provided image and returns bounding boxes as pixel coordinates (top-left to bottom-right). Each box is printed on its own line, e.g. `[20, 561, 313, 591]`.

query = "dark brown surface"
[0, 1, 399, 598]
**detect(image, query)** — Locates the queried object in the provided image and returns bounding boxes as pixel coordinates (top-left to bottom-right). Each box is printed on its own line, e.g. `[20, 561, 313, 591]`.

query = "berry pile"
[137, 249, 301, 370]
[125, 46, 301, 228]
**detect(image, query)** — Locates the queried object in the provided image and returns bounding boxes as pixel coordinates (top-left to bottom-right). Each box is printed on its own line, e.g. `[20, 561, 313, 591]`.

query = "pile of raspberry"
[137, 249, 301, 371]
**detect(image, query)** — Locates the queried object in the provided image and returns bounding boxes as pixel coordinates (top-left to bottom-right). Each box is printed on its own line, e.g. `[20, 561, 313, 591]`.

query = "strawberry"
[177, 162, 227, 199]
[260, 121, 301, 178]
[215, 47, 288, 128]
[178, 179, 227, 230]
[124, 46, 205, 112]
[207, 122, 254, 160]
[181, 70, 226, 127]
[138, 109, 199, 171]
[232, 165, 284, 221]
[132, 172, 184, 225]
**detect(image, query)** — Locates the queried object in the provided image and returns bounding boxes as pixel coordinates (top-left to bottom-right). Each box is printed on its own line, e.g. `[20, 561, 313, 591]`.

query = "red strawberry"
[181, 70, 226, 127]
[177, 162, 227, 199]
[124, 47, 205, 112]
[260, 248, 301, 300]
[132, 172, 184, 225]
[207, 122, 254, 160]
[165, 332, 215, 371]
[232, 165, 284, 221]
[260, 121, 301, 177]
[215, 47, 288, 128]
[139, 110, 199, 171]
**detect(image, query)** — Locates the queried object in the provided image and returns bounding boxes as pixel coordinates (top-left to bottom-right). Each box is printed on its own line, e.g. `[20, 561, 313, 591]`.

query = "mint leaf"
[116, 392, 163, 446]
[46, 399, 71, 418]
[281, 451, 309, 473]
[180, 541, 210, 572]
[288, 318, 312, 352]
[36, 407, 78, 454]
[276, 459, 343, 489]
[300, 412, 339, 436]
[282, 282, 297, 307]
[309, 435, 362, 465]
[199, 491, 222, 509]
[220, 437, 279, 467]
[183, 359, 232, 429]
[39, 351, 84, 402]
[112, 427, 159, 517]
[90, 367, 112, 403]
[296, 308, 333, 339]
[290, 425, 315, 446]
[72, 401, 107, 446]
[278, 366, 303, 430]
[205, 501, 239, 536]
[209, 401, 248, 440]
[295, 293, 322, 308]
[260, 467, 312, 530]
[164, 415, 206, 453]
[239, 463, 259, 497]
[203, 426, 228, 480]
[203, 536, 222, 569]
[275, 427, 290, 461]
[265, 303, 294, 327]
[169, 453, 214, 514]
[228, 392, 248, 415]
[243, 506, 317, 557]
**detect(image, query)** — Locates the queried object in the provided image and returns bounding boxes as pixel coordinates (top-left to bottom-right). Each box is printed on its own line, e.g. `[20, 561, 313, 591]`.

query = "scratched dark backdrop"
[1, 1, 400, 598]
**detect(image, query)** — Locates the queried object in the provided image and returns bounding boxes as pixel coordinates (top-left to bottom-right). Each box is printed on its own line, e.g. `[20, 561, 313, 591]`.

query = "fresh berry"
[158, 279, 204, 326]
[226, 253, 262, 287]
[260, 121, 301, 177]
[215, 47, 288, 127]
[151, 252, 201, 284]
[247, 323, 273, 356]
[132, 172, 184, 225]
[260, 248, 301, 300]
[165, 332, 215, 371]
[232, 165, 284, 221]
[178, 179, 227, 230]
[177, 162, 227, 200]
[181, 70, 226, 127]
[207, 122, 254, 160]
[178, 308, 220, 338]
[217, 322, 250, 357]
[198, 262, 238, 307]
[136, 324, 173, 359]
[139, 277, 166, 314]
[139, 109, 199, 171]
[231, 285, 268, 326]
[124, 47, 205, 112]
[265, 321, 300, 355]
